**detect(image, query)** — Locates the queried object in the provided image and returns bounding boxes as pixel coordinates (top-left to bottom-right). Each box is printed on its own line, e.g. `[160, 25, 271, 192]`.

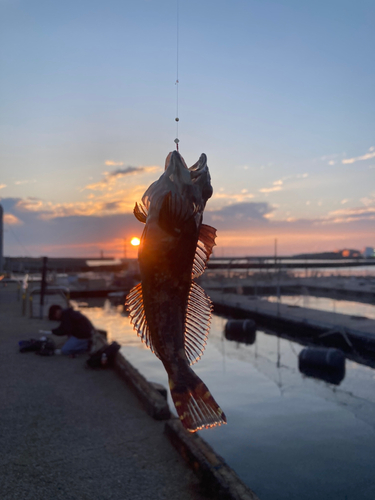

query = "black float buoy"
[298, 347, 346, 385]
[224, 319, 256, 345]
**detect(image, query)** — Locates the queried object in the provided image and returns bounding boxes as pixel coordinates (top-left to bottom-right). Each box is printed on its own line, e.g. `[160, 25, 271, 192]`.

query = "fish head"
[142, 151, 213, 216]
[164, 151, 213, 208]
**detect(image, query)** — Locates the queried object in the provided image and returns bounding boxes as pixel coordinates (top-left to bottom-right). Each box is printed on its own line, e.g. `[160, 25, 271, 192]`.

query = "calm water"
[79, 301, 375, 500]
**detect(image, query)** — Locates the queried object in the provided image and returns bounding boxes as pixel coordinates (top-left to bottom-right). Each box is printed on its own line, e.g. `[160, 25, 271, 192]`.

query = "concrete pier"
[0, 284, 212, 500]
[0, 282, 260, 500]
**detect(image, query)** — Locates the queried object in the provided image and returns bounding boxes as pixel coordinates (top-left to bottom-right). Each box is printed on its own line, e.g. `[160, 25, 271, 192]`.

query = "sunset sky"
[1, 0, 374, 258]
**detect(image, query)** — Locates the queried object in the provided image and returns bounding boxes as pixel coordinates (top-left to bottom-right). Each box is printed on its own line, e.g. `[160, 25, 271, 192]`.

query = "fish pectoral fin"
[158, 192, 195, 235]
[184, 282, 212, 365]
[125, 283, 158, 357]
[192, 224, 217, 278]
[133, 202, 148, 224]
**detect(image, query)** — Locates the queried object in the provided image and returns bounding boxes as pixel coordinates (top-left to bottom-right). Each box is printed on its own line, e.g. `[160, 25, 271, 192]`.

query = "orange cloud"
[105, 160, 124, 166]
[84, 165, 160, 191]
[16, 194, 144, 220]
[14, 164, 164, 220]
[40, 236, 141, 259]
[3, 213, 23, 225]
[259, 185, 283, 193]
[214, 221, 373, 256]
[210, 190, 254, 207]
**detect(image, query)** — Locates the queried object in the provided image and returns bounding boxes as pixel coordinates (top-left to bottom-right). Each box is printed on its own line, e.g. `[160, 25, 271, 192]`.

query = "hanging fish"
[126, 151, 226, 432]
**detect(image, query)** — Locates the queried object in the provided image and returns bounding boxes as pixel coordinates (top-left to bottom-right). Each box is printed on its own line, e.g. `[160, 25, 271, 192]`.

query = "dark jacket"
[52, 308, 94, 339]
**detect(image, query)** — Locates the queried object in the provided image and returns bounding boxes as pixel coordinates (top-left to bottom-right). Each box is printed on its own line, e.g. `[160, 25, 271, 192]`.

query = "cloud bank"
[2, 195, 374, 257]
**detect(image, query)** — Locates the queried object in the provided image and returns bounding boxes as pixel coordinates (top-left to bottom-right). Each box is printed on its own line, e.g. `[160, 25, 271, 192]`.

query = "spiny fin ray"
[192, 224, 217, 278]
[125, 283, 159, 357]
[133, 202, 148, 223]
[184, 282, 212, 365]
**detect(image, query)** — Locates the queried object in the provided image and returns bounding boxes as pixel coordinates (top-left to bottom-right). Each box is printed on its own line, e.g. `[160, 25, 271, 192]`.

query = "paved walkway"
[0, 284, 210, 500]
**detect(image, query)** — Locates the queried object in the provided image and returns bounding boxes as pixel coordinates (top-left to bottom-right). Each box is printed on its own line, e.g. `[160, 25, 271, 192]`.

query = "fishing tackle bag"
[19, 339, 43, 353]
[86, 341, 121, 369]
[18, 338, 55, 356]
[36, 338, 56, 356]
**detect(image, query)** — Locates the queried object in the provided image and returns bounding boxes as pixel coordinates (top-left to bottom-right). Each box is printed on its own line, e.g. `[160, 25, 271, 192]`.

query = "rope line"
[6, 224, 30, 256]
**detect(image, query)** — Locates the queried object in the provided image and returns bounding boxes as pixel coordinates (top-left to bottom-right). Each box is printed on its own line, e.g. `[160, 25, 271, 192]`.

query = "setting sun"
[130, 237, 141, 246]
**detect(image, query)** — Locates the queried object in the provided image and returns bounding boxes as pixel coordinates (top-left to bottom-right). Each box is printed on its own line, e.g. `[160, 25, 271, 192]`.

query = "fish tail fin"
[169, 370, 227, 433]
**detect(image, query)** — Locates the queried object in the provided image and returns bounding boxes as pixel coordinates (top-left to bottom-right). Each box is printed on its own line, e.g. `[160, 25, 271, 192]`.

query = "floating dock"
[208, 290, 375, 362]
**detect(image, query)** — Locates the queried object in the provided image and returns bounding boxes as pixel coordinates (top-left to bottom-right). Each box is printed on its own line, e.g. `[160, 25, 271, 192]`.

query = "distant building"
[0, 205, 3, 273]
[362, 247, 375, 258]
[340, 249, 361, 258]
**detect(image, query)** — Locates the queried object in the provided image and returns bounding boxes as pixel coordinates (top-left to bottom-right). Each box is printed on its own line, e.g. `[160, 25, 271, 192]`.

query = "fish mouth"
[143, 151, 213, 212]
[189, 153, 207, 179]
[165, 151, 209, 183]
[164, 150, 188, 171]
[165, 151, 206, 174]
[189, 153, 213, 203]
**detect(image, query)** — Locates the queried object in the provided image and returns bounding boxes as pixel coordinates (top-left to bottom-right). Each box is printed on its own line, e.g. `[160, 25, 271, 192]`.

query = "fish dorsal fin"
[125, 283, 158, 357]
[184, 282, 213, 365]
[192, 224, 217, 278]
[134, 202, 148, 224]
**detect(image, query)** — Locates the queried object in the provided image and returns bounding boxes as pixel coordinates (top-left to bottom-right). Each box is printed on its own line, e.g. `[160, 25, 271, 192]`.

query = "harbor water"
[79, 300, 375, 500]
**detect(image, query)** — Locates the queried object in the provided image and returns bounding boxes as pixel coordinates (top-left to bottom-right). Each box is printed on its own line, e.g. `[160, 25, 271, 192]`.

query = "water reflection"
[224, 319, 347, 385]
[79, 300, 375, 500]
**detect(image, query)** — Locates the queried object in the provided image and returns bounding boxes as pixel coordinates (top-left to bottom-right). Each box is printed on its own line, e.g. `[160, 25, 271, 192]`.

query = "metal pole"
[275, 238, 280, 315]
[274, 238, 277, 268]
[39, 256, 48, 319]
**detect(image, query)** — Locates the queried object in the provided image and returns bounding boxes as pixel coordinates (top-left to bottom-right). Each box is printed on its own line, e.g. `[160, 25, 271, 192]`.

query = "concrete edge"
[96, 337, 260, 500]
[164, 418, 260, 500]
[114, 350, 171, 420]
[93, 334, 170, 420]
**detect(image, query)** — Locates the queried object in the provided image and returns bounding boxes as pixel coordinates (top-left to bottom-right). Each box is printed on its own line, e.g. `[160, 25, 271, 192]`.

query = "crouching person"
[48, 305, 94, 355]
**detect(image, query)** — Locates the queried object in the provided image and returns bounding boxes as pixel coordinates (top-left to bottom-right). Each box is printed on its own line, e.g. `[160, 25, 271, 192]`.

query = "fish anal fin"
[184, 282, 212, 365]
[134, 202, 148, 224]
[191, 224, 217, 278]
[125, 283, 158, 356]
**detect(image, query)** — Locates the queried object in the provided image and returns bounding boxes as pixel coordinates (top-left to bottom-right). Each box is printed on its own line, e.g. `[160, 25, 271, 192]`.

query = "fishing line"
[174, 0, 180, 151]
[6, 224, 30, 256]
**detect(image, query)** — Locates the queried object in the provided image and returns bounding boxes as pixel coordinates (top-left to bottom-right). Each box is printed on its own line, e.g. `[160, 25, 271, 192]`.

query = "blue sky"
[1, 0, 374, 257]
